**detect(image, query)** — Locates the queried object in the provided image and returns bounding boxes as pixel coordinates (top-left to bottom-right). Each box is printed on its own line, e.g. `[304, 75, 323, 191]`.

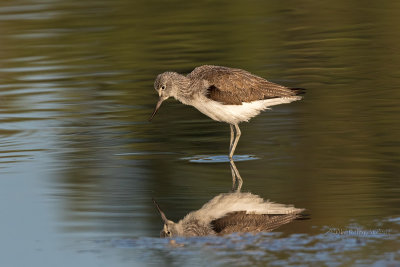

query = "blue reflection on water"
[95, 221, 400, 266]
[182, 155, 259, 163]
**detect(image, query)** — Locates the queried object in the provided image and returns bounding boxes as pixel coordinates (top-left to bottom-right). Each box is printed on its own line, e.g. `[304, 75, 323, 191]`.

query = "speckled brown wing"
[188, 65, 299, 105]
[210, 211, 302, 235]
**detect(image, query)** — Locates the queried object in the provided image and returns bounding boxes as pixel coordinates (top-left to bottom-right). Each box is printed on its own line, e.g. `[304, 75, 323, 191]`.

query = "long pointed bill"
[148, 98, 164, 121]
[152, 198, 168, 223]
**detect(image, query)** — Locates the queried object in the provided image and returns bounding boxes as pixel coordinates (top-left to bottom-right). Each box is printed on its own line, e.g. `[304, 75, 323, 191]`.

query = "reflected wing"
[188, 65, 302, 105]
[210, 211, 303, 235]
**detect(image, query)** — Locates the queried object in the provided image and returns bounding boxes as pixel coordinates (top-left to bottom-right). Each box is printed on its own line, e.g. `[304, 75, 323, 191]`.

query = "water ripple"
[182, 155, 259, 163]
[88, 219, 400, 266]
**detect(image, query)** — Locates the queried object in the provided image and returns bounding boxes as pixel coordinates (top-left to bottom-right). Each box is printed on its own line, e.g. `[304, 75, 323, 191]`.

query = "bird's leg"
[229, 124, 241, 159]
[229, 124, 235, 154]
[230, 159, 243, 192]
[229, 124, 237, 190]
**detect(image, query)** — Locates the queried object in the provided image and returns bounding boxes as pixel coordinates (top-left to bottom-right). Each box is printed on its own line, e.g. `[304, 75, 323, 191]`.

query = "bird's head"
[149, 72, 187, 121]
[152, 198, 180, 238]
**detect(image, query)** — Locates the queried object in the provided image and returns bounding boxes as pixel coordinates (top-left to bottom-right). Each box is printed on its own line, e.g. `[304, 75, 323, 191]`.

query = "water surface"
[0, 0, 399, 266]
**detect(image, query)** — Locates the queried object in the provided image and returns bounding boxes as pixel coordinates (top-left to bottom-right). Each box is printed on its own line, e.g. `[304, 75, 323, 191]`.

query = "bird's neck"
[171, 74, 193, 104]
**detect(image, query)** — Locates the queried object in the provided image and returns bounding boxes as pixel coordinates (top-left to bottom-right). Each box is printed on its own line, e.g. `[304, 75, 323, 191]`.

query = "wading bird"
[149, 65, 304, 158]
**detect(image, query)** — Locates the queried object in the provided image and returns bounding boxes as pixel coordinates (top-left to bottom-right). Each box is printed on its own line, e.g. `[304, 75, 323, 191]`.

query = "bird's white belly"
[191, 96, 301, 124]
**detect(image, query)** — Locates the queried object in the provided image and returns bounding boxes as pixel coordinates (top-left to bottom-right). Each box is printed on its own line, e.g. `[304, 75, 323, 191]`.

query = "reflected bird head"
[152, 198, 179, 238]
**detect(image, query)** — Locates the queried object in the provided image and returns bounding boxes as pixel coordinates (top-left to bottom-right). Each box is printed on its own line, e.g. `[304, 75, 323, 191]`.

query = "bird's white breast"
[191, 96, 302, 124]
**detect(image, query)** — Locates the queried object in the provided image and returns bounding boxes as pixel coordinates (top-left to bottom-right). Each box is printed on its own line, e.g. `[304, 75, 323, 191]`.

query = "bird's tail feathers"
[290, 88, 306, 96]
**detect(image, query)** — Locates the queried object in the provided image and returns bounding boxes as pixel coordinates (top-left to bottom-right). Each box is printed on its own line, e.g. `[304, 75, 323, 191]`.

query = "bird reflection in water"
[153, 160, 307, 238]
[230, 159, 242, 192]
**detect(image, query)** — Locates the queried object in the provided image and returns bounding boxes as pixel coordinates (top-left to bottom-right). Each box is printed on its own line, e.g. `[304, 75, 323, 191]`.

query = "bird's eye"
[167, 231, 171, 235]
[161, 85, 165, 90]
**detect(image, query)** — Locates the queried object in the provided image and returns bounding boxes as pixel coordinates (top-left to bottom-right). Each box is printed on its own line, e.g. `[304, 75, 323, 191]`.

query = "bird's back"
[187, 65, 302, 105]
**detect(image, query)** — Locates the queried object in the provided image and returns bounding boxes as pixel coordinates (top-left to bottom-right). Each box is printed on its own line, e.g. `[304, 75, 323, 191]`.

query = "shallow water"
[1, 0, 399, 266]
